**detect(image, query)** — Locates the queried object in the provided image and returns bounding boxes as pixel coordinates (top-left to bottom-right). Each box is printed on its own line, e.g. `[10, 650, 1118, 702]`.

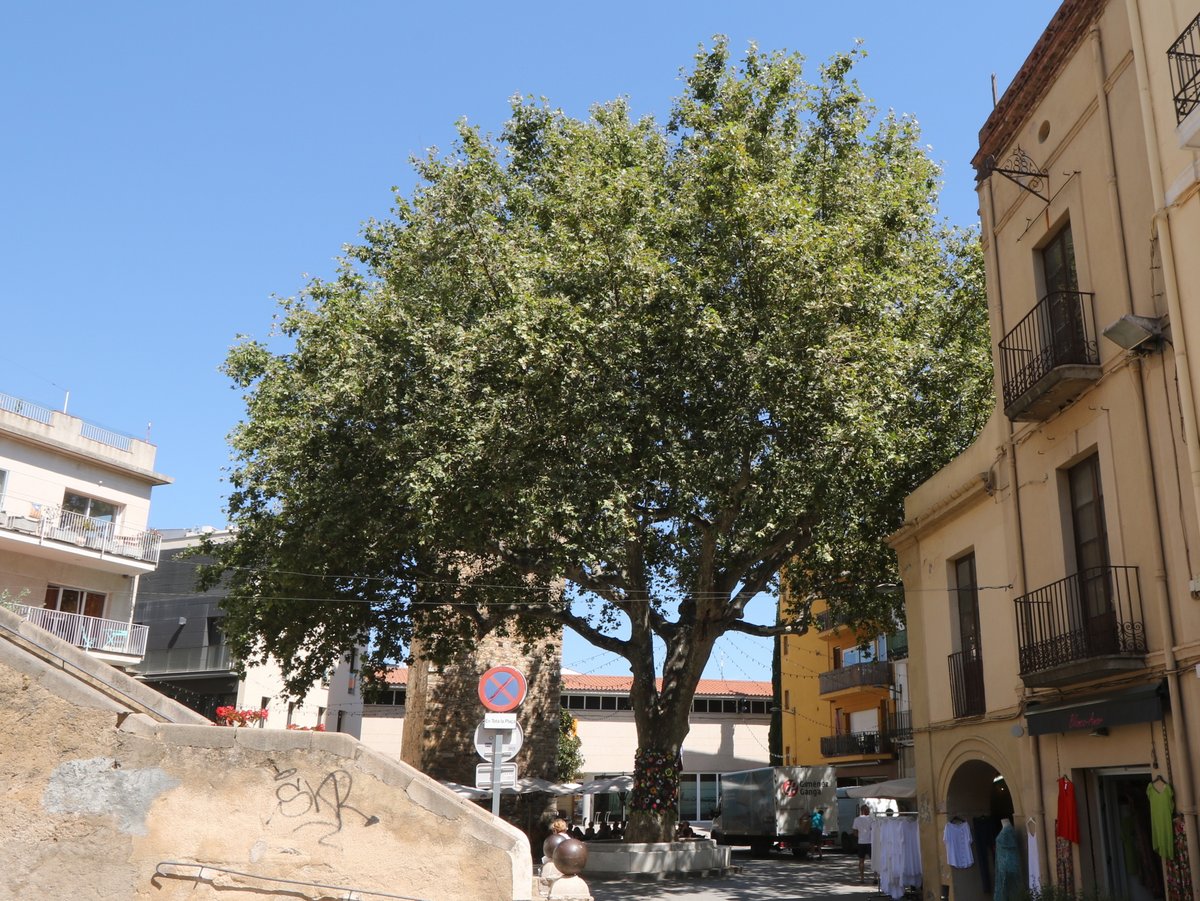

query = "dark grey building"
[132, 530, 237, 718]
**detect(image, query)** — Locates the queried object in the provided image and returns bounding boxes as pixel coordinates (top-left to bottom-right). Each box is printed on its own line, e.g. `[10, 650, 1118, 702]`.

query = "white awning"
[845, 777, 916, 800]
[575, 775, 634, 795]
[444, 778, 583, 797]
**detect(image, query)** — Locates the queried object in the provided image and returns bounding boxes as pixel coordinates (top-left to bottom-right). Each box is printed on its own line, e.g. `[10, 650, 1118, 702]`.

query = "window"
[0, 469, 7, 509]
[44, 585, 105, 618]
[584, 695, 601, 710]
[1042, 223, 1078, 294]
[206, 617, 224, 647]
[953, 554, 981, 656]
[617, 696, 631, 711]
[1040, 223, 1088, 364]
[260, 697, 270, 728]
[336, 710, 345, 733]
[61, 491, 119, 523]
[1069, 454, 1114, 632]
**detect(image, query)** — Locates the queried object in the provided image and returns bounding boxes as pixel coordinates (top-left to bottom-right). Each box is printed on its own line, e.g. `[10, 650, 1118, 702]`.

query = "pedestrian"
[811, 807, 826, 859]
[852, 803, 874, 883]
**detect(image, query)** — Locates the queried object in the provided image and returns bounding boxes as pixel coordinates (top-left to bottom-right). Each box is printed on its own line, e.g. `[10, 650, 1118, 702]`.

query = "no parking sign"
[478, 665, 527, 712]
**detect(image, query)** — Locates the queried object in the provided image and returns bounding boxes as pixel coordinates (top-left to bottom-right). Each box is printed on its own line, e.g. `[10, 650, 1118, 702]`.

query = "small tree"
[208, 39, 991, 841]
[557, 710, 584, 783]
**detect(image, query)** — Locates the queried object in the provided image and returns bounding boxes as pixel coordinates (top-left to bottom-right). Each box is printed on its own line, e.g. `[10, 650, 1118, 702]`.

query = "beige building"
[891, 3, 1200, 901]
[0, 390, 170, 668]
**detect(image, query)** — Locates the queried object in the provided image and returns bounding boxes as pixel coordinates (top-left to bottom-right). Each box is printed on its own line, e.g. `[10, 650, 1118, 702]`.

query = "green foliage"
[206, 37, 991, 732]
[557, 709, 585, 781]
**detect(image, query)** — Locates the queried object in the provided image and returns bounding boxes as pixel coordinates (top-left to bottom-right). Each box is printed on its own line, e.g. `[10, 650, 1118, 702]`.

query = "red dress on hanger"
[1056, 776, 1080, 843]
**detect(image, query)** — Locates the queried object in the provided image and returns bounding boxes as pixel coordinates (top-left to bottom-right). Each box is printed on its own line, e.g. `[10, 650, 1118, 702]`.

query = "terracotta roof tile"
[381, 667, 771, 697]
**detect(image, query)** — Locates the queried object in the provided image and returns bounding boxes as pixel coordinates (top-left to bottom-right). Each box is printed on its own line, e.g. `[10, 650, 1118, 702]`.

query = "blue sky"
[1, 2, 1056, 679]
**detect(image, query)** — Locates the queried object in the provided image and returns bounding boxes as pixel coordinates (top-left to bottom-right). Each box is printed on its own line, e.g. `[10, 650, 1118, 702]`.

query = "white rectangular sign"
[476, 762, 518, 789]
[483, 712, 518, 730]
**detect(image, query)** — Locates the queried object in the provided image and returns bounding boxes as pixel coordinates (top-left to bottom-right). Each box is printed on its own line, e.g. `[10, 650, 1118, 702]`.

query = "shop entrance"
[945, 760, 1015, 901]
[1093, 769, 1163, 901]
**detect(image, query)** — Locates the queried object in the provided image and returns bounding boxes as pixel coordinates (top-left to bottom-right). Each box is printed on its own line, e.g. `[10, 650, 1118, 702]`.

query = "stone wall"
[0, 606, 532, 900]
[401, 630, 563, 786]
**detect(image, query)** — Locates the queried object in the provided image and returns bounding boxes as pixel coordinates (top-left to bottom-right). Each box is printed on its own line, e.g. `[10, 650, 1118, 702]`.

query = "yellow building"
[779, 597, 911, 784]
[891, 2, 1200, 900]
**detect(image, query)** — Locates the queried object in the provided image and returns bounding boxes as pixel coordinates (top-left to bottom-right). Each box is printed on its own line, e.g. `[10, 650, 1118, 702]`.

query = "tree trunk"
[623, 628, 715, 843]
[626, 730, 687, 843]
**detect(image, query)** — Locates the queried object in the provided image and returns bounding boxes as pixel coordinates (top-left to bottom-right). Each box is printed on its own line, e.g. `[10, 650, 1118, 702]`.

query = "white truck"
[710, 765, 838, 856]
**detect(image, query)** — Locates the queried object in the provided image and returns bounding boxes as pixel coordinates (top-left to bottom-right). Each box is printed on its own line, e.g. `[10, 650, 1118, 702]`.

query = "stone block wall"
[401, 630, 563, 786]
[0, 606, 532, 901]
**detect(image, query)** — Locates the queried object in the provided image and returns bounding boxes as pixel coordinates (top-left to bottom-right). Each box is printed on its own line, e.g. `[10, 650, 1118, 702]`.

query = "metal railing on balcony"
[3, 601, 148, 657]
[0, 390, 53, 424]
[885, 709, 913, 742]
[1170, 13, 1200, 124]
[136, 644, 234, 676]
[814, 609, 852, 633]
[821, 730, 892, 758]
[0, 390, 140, 451]
[999, 290, 1099, 410]
[1015, 565, 1146, 676]
[818, 659, 892, 695]
[948, 649, 986, 718]
[0, 496, 161, 565]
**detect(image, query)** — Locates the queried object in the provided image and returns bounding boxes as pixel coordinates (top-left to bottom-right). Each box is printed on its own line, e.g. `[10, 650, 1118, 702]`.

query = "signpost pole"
[490, 733, 504, 817]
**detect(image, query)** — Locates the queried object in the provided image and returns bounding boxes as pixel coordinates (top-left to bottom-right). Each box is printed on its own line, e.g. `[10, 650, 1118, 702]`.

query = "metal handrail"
[3, 600, 148, 657]
[0, 391, 53, 423]
[999, 290, 1099, 409]
[820, 730, 891, 757]
[0, 491, 161, 564]
[1169, 13, 1200, 124]
[0, 390, 141, 450]
[1015, 565, 1146, 675]
[948, 649, 985, 718]
[818, 659, 892, 695]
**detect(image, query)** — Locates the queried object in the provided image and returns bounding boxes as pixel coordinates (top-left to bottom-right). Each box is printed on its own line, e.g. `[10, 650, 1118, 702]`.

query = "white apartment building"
[0, 390, 170, 667]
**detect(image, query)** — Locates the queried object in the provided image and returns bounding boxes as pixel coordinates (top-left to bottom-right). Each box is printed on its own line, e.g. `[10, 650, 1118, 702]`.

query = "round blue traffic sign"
[478, 666, 528, 712]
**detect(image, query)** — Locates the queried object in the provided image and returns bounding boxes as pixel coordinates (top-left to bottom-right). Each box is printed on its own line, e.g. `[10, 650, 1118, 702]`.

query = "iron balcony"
[1015, 565, 1147, 688]
[999, 290, 1100, 421]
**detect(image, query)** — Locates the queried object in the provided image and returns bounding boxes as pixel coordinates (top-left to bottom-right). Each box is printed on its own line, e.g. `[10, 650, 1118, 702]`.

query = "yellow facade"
[892, 3, 1200, 901]
[779, 596, 908, 783]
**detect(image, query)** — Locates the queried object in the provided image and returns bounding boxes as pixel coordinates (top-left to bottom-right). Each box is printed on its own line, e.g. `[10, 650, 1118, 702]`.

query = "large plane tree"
[208, 40, 991, 841]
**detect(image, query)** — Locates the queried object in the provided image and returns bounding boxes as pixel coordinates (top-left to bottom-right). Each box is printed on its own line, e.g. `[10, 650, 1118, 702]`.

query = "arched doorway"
[945, 759, 1014, 901]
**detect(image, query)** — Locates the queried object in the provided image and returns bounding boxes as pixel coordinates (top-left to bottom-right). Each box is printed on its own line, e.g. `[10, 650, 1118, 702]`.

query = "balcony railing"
[818, 659, 892, 695]
[4, 601, 148, 658]
[1015, 565, 1146, 685]
[948, 649, 986, 718]
[0, 390, 140, 451]
[999, 290, 1100, 420]
[813, 610, 850, 633]
[136, 643, 233, 676]
[885, 709, 913, 742]
[1170, 13, 1200, 124]
[0, 498, 160, 565]
[821, 730, 892, 758]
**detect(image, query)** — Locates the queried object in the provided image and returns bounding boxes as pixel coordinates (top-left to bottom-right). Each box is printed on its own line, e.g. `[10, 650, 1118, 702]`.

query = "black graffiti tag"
[269, 765, 380, 845]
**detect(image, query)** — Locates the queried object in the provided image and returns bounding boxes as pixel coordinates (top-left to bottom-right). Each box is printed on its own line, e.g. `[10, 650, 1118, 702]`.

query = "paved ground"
[589, 849, 884, 901]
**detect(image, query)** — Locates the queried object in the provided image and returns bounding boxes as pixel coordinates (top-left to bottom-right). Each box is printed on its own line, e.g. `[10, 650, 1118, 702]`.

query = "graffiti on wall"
[268, 763, 380, 845]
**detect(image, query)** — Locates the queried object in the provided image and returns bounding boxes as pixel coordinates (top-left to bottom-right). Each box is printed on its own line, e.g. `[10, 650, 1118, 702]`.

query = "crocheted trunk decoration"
[631, 748, 682, 813]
